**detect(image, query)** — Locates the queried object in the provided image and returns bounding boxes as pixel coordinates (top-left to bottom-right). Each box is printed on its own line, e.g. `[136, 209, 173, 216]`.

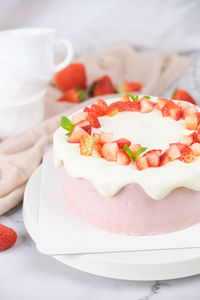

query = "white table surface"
[1, 1, 200, 299]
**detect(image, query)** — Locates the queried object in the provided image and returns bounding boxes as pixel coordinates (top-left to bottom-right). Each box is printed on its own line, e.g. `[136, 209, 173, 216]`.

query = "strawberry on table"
[117, 82, 143, 93]
[114, 138, 131, 149]
[145, 149, 162, 167]
[67, 126, 88, 143]
[80, 135, 95, 156]
[0, 224, 17, 251]
[54, 63, 87, 91]
[172, 89, 196, 105]
[87, 111, 101, 128]
[135, 156, 149, 170]
[117, 149, 131, 165]
[101, 142, 119, 161]
[57, 88, 86, 103]
[89, 75, 115, 97]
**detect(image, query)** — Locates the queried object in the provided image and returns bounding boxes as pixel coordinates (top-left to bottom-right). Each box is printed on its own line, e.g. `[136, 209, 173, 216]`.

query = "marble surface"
[1, 205, 200, 300]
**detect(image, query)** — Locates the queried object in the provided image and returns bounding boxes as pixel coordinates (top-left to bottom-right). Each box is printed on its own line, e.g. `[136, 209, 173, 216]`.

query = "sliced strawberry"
[74, 120, 92, 135]
[139, 98, 155, 113]
[106, 103, 119, 116]
[97, 99, 108, 114]
[191, 131, 198, 144]
[157, 98, 168, 110]
[67, 126, 88, 143]
[179, 148, 196, 163]
[92, 143, 102, 158]
[99, 132, 113, 144]
[185, 115, 199, 130]
[196, 131, 200, 143]
[166, 144, 181, 160]
[116, 101, 140, 112]
[183, 105, 198, 118]
[191, 143, 200, 156]
[145, 150, 162, 167]
[170, 106, 182, 121]
[87, 111, 101, 128]
[91, 104, 104, 116]
[161, 100, 177, 117]
[93, 133, 100, 143]
[177, 101, 190, 111]
[80, 135, 95, 156]
[159, 152, 170, 166]
[120, 94, 131, 102]
[117, 149, 131, 165]
[179, 134, 193, 146]
[101, 142, 118, 161]
[130, 144, 142, 154]
[117, 82, 143, 93]
[114, 138, 131, 149]
[71, 112, 88, 124]
[172, 89, 196, 105]
[135, 156, 149, 170]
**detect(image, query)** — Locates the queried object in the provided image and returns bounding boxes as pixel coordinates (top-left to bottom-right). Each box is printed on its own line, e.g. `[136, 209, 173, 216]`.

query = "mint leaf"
[143, 96, 151, 99]
[124, 145, 136, 161]
[135, 147, 147, 158]
[60, 116, 74, 134]
[127, 94, 139, 102]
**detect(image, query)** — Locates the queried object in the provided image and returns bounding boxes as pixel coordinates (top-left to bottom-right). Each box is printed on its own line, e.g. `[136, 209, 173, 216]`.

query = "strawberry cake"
[53, 95, 200, 236]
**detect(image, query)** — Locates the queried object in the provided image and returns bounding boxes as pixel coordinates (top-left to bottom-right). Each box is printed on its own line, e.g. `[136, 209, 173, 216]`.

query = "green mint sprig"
[124, 145, 147, 161]
[143, 95, 151, 99]
[127, 94, 139, 102]
[60, 116, 74, 136]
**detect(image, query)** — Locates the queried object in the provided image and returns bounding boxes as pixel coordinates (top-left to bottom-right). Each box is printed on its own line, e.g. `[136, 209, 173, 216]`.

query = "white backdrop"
[1, 0, 200, 57]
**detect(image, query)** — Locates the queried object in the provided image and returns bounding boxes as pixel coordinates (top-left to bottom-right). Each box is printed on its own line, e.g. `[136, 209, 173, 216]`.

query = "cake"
[53, 95, 200, 236]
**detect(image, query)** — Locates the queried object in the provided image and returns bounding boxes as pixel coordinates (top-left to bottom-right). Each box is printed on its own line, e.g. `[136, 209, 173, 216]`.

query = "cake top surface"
[53, 95, 200, 199]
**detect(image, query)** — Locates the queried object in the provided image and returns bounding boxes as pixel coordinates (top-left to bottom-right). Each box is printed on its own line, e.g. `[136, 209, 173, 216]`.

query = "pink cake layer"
[63, 168, 200, 236]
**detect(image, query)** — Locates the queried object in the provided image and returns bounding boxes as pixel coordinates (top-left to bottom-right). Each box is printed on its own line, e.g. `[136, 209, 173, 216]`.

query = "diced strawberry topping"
[74, 120, 92, 135]
[101, 142, 118, 161]
[106, 103, 119, 116]
[170, 106, 182, 121]
[114, 138, 131, 149]
[139, 98, 155, 113]
[161, 100, 177, 117]
[135, 156, 149, 170]
[157, 98, 168, 110]
[99, 132, 113, 144]
[179, 134, 193, 146]
[169, 143, 190, 154]
[91, 104, 104, 116]
[166, 144, 181, 160]
[71, 112, 88, 124]
[117, 149, 131, 165]
[179, 148, 196, 163]
[145, 149, 162, 167]
[80, 135, 95, 156]
[83, 107, 93, 113]
[159, 152, 170, 166]
[183, 105, 198, 118]
[130, 144, 142, 154]
[67, 126, 88, 143]
[191, 143, 200, 156]
[97, 99, 108, 114]
[120, 94, 131, 102]
[185, 115, 199, 130]
[116, 101, 140, 112]
[92, 143, 102, 158]
[177, 101, 190, 111]
[87, 111, 101, 128]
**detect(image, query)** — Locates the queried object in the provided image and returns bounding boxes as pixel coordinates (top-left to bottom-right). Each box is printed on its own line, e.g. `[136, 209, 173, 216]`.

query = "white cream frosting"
[53, 96, 200, 200]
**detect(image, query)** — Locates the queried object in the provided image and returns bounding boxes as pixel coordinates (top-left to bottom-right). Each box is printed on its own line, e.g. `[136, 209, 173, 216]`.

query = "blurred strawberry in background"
[89, 75, 115, 97]
[117, 82, 143, 93]
[57, 88, 86, 103]
[172, 89, 196, 105]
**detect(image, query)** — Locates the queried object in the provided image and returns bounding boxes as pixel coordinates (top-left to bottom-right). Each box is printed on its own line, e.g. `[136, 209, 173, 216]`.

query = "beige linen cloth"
[0, 46, 191, 215]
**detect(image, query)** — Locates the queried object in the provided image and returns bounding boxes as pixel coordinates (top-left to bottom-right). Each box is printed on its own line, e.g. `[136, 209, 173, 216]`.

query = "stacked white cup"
[0, 27, 73, 139]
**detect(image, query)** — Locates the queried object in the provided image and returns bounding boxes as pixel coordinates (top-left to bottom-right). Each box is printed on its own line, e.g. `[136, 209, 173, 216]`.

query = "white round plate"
[23, 165, 200, 281]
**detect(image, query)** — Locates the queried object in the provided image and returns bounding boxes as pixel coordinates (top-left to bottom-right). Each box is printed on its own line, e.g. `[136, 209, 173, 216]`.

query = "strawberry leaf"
[77, 88, 86, 102]
[127, 94, 139, 102]
[135, 147, 147, 158]
[60, 116, 74, 134]
[124, 145, 136, 161]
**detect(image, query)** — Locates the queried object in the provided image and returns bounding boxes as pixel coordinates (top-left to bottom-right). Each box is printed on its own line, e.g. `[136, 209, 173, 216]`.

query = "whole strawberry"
[89, 75, 115, 97]
[0, 224, 17, 251]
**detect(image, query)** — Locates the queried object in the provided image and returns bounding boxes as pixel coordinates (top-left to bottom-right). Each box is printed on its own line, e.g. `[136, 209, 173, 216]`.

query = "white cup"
[0, 27, 73, 78]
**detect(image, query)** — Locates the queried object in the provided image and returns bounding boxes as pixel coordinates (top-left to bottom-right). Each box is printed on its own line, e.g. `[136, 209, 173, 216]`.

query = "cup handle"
[53, 38, 73, 73]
